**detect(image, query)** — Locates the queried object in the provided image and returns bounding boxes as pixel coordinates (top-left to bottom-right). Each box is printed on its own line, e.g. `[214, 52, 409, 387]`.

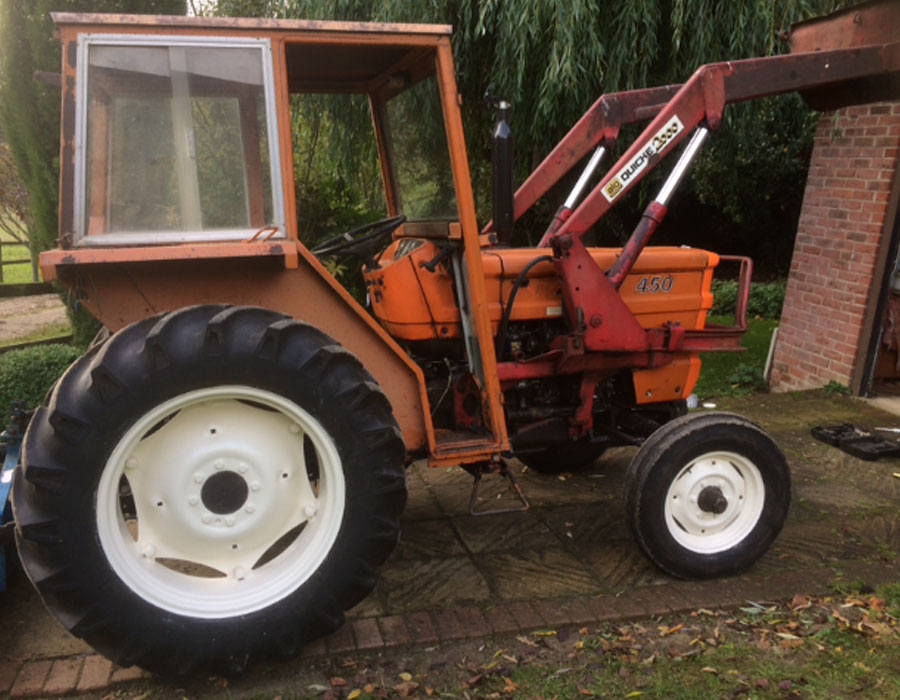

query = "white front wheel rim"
[664, 451, 765, 554]
[96, 385, 345, 618]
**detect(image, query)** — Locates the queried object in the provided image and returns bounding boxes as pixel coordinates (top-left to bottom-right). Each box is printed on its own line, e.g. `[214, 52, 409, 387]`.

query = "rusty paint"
[55, 243, 432, 453]
[52, 12, 452, 37]
[790, 0, 900, 53]
[436, 40, 509, 457]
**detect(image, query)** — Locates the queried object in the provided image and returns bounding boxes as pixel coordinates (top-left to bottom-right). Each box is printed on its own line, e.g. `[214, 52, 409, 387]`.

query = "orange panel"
[51, 243, 432, 454]
[367, 242, 718, 341]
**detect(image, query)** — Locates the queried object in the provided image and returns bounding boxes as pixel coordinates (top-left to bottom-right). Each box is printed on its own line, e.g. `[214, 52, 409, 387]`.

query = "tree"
[0, 0, 187, 342]
[0, 126, 30, 246]
[218, 0, 853, 273]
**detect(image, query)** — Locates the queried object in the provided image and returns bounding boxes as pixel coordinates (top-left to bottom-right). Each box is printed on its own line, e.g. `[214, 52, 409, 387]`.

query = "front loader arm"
[508, 84, 682, 224]
[553, 42, 900, 247]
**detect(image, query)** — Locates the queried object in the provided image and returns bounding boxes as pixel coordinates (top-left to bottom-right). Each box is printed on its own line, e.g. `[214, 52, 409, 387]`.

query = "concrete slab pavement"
[0, 389, 897, 697]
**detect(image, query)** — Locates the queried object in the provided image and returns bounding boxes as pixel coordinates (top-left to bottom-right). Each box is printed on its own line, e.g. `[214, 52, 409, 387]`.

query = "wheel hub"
[96, 386, 346, 618]
[201, 470, 250, 515]
[663, 451, 766, 554]
[697, 485, 728, 515]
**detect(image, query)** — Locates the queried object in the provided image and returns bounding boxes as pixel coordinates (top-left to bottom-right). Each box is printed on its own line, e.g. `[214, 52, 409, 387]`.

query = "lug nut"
[142, 544, 156, 559]
[214, 460, 224, 470]
[202, 514, 212, 524]
[233, 567, 246, 580]
[225, 517, 235, 527]
[245, 504, 256, 514]
[250, 481, 260, 492]
[304, 504, 317, 518]
[194, 473, 204, 484]
[188, 496, 199, 506]
[238, 463, 248, 474]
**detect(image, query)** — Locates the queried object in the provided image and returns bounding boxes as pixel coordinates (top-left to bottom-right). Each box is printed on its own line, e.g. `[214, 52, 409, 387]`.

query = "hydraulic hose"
[495, 255, 555, 361]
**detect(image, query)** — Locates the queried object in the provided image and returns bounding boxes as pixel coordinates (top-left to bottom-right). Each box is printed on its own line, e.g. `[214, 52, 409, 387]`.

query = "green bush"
[0, 344, 80, 422]
[726, 362, 767, 395]
[711, 280, 785, 319]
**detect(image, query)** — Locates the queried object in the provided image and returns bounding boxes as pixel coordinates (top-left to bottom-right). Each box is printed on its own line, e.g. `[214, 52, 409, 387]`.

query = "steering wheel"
[311, 215, 407, 260]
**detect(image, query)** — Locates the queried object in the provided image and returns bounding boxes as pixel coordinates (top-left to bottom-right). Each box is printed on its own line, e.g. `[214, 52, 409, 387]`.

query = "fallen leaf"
[853, 662, 872, 673]
[347, 691, 361, 700]
[779, 680, 793, 691]
[755, 679, 770, 690]
[516, 635, 539, 647]
[502, 677, 519, 693]
[833, 610, 851, 627]
[701, 667, 718, 674]
[330, 678, 348, 688]
[466, 675, 483, 687]
[791, 595, 811, 610]
[625, 692, 644, 698]
[779, 639, 805, 649]
[533, 630, 557, 637]
[579, 690, 595, 697]
[399, 672, 413, 682]
[776, 632, 800, 640]
[364, 685, 374, 693]
[393, 681, 419, 699]
[659, 623, 684, 637]
[307, 685, 328, 694]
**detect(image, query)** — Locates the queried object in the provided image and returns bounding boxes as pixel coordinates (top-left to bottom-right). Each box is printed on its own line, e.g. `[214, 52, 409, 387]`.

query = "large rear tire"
[13, 306, 406, 675]
[624, 412, 789, 579]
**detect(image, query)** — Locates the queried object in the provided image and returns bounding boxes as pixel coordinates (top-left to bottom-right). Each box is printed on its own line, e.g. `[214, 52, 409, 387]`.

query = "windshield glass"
[384, 75, 457, 220]
[79, 40, 280, 243]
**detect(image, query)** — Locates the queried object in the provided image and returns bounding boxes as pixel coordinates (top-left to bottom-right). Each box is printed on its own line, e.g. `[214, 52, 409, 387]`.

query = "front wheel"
[14, 306, 407, 675]
[624, 412, 790, 579]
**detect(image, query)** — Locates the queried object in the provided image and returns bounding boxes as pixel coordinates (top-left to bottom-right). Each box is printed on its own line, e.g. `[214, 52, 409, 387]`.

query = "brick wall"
[769, 101, 900, 392]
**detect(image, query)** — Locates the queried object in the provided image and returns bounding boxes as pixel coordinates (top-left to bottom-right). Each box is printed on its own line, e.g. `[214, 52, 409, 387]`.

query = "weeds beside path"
[152, 584, 900, 700]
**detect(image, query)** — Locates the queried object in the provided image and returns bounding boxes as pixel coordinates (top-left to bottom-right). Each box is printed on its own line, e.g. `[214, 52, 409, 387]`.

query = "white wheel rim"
[96, 385, 345, 618]
[663, 450, 765, 554]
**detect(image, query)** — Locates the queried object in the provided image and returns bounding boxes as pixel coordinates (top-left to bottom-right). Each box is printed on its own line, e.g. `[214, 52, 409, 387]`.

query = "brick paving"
[0, 392, 898, 696]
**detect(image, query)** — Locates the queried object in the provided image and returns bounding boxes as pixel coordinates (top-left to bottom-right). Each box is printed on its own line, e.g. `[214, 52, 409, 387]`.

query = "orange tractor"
[14, 3, 900, 675]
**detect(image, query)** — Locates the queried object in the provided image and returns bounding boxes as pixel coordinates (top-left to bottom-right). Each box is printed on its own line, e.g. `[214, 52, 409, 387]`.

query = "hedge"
[711, 280, 785, 319]
[0, 344, 80, 424]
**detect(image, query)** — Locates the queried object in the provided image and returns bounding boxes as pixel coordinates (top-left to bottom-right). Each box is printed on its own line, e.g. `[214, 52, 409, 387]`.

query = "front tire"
[13, 306, 406, 675]
[624, 412, 789, 579]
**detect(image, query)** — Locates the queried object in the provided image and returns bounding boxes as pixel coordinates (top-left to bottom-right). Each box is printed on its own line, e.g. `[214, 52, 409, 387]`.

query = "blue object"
[0, 404, 28, 592]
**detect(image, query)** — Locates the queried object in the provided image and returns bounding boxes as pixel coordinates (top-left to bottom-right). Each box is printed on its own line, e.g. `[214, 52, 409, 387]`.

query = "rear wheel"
[14, 306, 406, 675]
[624, 412, 789, 578]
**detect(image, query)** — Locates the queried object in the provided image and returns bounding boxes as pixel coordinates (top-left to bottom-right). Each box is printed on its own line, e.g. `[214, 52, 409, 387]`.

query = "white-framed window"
[74, 35, 286, 246]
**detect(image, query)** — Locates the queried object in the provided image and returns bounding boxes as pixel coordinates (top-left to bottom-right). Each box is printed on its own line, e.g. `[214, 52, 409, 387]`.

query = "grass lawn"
[694, 315, 779, 400]
[0, 217, 37, 284]
[267, 583, 900, 700]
